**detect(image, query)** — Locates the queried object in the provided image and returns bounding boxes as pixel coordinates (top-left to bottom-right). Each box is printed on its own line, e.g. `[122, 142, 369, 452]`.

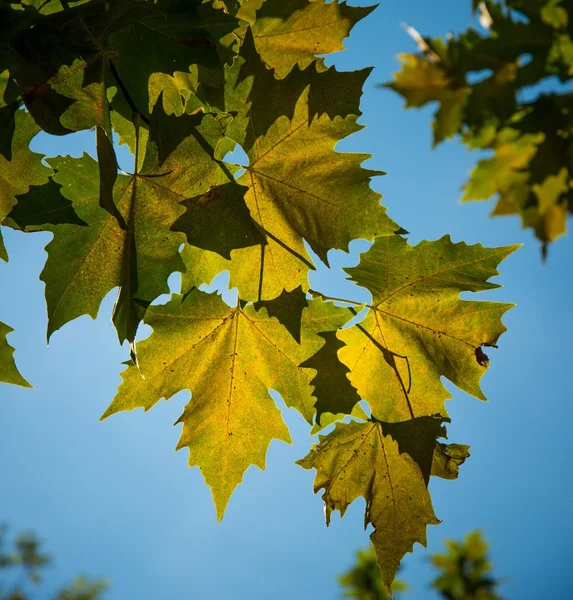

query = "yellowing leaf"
[181, 233, 313, 302]
[0, 321, 31, 387]
[192, 32, 385, 301]
[239, 86, 398, 267]
[298, 420, 439, 592]
[103, 291, 351, 516]
[339, 235, 517, 422]
[250, 0, 374, 78]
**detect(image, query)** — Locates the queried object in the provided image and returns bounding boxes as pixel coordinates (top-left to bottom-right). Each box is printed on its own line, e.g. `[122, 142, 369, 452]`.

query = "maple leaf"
[38, 105, 243, 344]
[103, 290, 351, 517]
[338, 235, 518, 422]
[179, 32, 391, 302]
[229, 32, 398, 265]
[10, 0, 237, 126]
[0, 321, 31, 387]
[462, 129, 542, 204]
[0, 110, 51, 225]
[109, 0, 239, 116]
[237, 81, 397, 269]
[298, 419, 440, 592]
[250, 0, 375, 79]
[463, 122, 570, 254]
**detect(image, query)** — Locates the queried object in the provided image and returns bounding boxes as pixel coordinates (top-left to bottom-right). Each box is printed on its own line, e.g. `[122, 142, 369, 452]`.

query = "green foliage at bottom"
[339, 530, 501, 600]
[339, 546, 407, 599]
[0, 526, 107, 600]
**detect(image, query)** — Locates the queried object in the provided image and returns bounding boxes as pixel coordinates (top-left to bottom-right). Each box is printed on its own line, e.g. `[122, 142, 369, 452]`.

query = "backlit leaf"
[339, 235, 517, 421]
[103, 291, 350, 516]
[298, 420, 440, 592]
[250, 0, 374, 78]
[0, 321, 31, 387]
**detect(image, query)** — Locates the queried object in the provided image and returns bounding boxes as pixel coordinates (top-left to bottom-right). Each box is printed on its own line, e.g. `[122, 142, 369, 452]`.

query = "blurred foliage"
[385, 0, 573, 258]
[339, 546, 407, 599]
[430, 531, 501, 600]
[339, 530, 500, 599]
[0, 525, 107, 600]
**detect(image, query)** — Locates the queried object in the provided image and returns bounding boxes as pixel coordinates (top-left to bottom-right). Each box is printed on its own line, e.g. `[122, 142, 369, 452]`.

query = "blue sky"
[1, 1, 572, 598]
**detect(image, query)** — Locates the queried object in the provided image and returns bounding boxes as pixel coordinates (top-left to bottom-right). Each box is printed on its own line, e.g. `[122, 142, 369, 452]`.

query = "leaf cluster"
[0, 0, 517, 590]
[385, 0, 573, 257]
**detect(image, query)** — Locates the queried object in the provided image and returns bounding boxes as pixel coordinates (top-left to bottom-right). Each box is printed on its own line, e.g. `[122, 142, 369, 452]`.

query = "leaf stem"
[109, 61, 150, 126]
[309, 290, 368, 309]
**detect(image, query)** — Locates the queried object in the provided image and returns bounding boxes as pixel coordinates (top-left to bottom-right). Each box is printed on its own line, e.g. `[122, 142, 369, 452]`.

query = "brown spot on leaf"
[475, 346, 489, 367]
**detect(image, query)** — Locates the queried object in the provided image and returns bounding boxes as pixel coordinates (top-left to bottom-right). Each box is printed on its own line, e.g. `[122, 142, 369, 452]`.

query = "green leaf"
[0, 110, 51, 223]
[385, 54, 460, 108]
[181, 32, 387, 301]
[40, 106, 237, 343]
[250, 0, 375, 79]
[102, 291, 350, 517]
[385, 3, 573, 253]
[430, 530, 501, 600]
[541, 0, 569, 29]
[0, 321, 31, 387]
[298, 420, 440, 592]
[339, 235, 518, 422]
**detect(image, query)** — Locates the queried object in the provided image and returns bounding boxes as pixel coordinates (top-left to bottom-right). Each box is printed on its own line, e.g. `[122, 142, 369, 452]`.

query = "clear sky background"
[1, 1, 572, 599]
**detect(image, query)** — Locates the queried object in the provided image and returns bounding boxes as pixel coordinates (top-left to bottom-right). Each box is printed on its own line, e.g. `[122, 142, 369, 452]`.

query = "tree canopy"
[385, 0, 573, 258]
[0, 0, 517, 590]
